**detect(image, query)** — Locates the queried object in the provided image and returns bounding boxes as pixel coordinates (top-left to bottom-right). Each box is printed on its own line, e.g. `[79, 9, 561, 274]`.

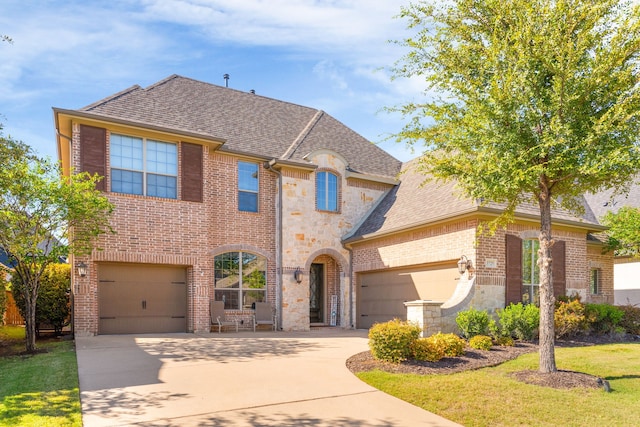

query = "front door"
[309, 263, 324, 323]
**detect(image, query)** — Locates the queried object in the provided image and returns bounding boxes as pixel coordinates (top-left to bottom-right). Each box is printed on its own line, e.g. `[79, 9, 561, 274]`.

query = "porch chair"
[210, 300, 238, 333]
[253, 302, 276, 332]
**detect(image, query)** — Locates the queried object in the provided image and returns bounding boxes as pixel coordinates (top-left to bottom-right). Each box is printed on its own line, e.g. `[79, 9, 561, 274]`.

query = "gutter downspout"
[264, 159, 283, 330]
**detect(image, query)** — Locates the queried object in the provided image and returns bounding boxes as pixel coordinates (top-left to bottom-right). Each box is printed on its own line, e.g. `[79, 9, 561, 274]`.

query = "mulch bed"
[346, 335, 639, 390]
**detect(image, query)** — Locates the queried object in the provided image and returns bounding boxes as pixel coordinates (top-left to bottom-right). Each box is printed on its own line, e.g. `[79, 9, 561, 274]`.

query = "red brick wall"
[71, 123, 276, 335]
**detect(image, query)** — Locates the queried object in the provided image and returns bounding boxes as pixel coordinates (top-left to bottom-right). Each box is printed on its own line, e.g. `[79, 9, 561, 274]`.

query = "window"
[214, 252, 266, 309]
[316, 171, 338, 211]
[522, 239, 540, 304]
[110, 134, 177, 199]
[238, 161, 258, 212]
[590, 269, 600, 295]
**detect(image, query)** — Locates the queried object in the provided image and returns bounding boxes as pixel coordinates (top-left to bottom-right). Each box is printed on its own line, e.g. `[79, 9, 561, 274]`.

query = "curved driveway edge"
[75, 329, 461, 426]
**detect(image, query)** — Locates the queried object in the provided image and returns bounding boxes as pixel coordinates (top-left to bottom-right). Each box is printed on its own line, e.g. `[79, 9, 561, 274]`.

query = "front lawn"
[0, 326, 82, 427]
[357, 343, 640, 427]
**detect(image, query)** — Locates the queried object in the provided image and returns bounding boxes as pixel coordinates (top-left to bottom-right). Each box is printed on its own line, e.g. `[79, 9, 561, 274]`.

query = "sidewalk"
[75, 329, 461, 426]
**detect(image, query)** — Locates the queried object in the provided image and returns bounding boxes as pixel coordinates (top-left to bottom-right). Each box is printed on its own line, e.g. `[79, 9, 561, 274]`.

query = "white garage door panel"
[357, 263, 459, 329]
[98, 263, 187, 334]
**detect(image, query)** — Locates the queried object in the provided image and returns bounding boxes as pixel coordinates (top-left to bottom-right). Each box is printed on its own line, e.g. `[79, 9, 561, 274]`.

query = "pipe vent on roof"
[223, 73, 229, 87]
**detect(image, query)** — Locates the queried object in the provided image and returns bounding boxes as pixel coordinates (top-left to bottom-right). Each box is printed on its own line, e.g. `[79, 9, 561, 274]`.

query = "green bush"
[584, 303, 624, 335]
[497, 303, 540, 340]
[554, 299, 587, 339]
[12, 263, 71, 336]
[456, 307, 494, 338]
[618, 305, 640, 335]
[429, 332, 466, 357]
[410, 337, 445, 362]
[469, 335, 493, 350]
[368, 319, 421, 363]
[494, 336, 515, 346]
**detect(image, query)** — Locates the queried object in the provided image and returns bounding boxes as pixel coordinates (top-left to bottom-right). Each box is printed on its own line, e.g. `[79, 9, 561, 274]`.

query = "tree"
[390, 0, 640, 373]
[12, 263, 71, 336]
[602, 206, 640, 256]
[0, 133, 113, 352]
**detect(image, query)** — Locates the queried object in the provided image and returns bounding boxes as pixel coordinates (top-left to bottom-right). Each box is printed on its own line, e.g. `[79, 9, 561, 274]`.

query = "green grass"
[0, 326, 82, 427]
[358, 343, 640, 427]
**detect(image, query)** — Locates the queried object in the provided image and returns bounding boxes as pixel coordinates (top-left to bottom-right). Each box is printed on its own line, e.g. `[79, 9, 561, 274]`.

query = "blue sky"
[0, 0, 426, 162]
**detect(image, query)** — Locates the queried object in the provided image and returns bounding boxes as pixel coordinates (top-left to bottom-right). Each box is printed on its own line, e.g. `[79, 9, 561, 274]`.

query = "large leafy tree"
[0, 133, 113, 352]
[602, 206, 640, 256]
[390, 0, 640, 372]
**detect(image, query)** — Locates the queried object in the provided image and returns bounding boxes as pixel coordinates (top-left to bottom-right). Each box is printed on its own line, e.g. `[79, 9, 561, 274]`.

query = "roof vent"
[223, 73, 230, 87]
[250, 89, 255, 94]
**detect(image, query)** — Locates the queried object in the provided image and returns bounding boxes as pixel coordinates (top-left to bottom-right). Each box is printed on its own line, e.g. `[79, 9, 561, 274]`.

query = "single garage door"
[98, 263, 187, 334]
[357, 262, 459, 329]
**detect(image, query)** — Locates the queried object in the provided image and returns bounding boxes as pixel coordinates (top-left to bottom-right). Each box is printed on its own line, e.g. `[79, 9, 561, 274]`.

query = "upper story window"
[110, 134, 177, 199]
[316, 171, 338, 212]
[214, 251, 267, 309]
[522, 239, 540, 304]
[238, 161, 259, 212]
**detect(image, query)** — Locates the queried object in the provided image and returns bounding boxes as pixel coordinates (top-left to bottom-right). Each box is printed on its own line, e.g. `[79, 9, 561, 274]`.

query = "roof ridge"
[82, 75, 182, 111]
[81, 84, 142, 111]
[281, 110, 324, 160]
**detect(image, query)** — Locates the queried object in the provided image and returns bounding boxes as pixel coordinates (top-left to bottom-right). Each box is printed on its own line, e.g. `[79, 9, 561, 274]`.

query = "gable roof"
[75, 75, 401, 179]
[345, 159, 605, 243]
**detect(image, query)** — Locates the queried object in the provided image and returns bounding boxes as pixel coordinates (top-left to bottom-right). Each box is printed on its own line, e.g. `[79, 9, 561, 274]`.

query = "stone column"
[404, 300, 445, 337]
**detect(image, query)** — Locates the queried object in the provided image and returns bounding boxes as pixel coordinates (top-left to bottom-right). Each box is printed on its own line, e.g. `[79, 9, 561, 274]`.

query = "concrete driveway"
[75, 329, 461, 426]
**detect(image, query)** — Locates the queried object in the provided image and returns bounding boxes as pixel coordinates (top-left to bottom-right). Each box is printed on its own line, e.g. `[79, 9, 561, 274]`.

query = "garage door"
[356, 263, 459, 329]
[98, 263, 187, 334]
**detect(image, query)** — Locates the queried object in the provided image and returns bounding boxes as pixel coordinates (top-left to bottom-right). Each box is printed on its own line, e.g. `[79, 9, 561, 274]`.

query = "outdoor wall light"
[77, 261, 88, 278]
[457, 255, 472, 275]
[293, 267, 303, 283]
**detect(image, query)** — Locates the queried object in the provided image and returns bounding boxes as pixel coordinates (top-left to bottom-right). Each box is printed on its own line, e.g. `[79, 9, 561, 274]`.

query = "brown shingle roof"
[79, 75, 402, 178]
[346, 159, 604, 242]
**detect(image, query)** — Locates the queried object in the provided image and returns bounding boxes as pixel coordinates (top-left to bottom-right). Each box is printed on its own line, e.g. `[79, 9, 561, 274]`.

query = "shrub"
[554, 299, 586, 339]
[368, 319, 421, 363]
[494, 336, 515, 346]
[456, 307, 493, 338]
[618, 305, 640, 335]
[12, 263, 71, 336]
[429, 332, 466, 357]
[497, 303, 540, 340]
[584, 303, 624, 335]
[469, 335, 493, 350]
[410, 338, 445, 362]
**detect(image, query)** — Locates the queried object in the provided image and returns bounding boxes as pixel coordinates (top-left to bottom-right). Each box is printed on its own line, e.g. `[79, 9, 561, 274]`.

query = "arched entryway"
[306, 249, 348, 327]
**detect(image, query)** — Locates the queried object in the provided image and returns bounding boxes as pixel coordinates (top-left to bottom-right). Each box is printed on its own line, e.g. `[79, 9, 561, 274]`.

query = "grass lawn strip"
[0, 327, 82, 427]
[357, 343, 640, 427]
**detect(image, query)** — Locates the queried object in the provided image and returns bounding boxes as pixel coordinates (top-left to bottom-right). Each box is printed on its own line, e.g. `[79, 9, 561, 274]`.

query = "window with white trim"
[522, 239, 540, 304]
[238, 161, 259, 212]
[590, 268, 600, 295]
[214, 251, 266, 310]
[316, 171, 338, 212]
[110, 134, 177, 199]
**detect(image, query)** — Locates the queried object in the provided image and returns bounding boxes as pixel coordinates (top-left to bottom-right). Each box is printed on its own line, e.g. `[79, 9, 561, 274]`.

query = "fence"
[3, 290, 24, 326]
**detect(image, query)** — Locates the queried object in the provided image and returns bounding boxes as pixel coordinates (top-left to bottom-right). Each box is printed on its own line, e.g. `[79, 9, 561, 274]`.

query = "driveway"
[75, 329, 461, 426]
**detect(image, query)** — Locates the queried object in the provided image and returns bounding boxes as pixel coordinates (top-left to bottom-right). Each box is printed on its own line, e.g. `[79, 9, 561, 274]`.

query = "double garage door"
[356, 263, 459, 329]
[98, 264, 187, 334]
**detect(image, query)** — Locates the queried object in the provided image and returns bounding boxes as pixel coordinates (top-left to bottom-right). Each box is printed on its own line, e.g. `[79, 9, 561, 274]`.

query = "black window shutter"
[505, 234, 523, 305]
[551, 240, 566, 298]
[181, 143, 203, 202]
[79, 125, 106, 191]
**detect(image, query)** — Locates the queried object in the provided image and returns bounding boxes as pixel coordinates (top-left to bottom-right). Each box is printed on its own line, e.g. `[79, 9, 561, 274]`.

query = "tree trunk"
[24, 278, 38, 353]
[538, 176, 557, 373]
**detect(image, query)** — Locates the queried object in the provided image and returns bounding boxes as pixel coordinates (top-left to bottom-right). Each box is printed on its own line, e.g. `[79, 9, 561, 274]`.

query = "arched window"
[316, 171, 338, 212]
[214, 252, 266, 309]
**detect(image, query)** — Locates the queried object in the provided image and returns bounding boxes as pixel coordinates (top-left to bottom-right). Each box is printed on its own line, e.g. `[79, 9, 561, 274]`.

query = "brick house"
[54, 75, 613, 336]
